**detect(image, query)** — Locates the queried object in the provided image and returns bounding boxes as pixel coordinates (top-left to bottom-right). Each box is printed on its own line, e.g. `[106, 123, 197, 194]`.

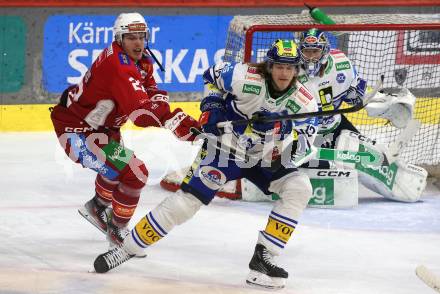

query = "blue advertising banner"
[43, 15, 232, 93]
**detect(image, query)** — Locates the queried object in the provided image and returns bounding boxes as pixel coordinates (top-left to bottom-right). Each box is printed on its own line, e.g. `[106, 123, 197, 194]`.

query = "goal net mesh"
[224, 14, 440, 167]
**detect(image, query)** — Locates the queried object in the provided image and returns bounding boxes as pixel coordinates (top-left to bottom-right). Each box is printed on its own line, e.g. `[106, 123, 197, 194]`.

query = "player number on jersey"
[129, 77, 147, 93]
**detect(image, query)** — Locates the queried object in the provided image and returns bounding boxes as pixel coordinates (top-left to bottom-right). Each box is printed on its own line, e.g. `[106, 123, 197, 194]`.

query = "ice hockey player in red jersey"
[50, 12, 199, 247]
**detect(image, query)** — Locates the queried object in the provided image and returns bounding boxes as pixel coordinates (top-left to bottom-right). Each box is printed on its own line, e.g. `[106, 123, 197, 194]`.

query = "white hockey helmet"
[113, 12, 149, 43]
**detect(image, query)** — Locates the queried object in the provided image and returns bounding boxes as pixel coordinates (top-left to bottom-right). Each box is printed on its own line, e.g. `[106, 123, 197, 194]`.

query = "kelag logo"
[42, 15, 231, 93]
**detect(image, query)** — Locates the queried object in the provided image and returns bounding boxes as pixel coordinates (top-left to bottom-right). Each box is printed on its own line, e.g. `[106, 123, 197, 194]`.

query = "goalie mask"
[113, 12, 150, 44]
[266, 39, 301, 66]
[299, 28, 330, 77]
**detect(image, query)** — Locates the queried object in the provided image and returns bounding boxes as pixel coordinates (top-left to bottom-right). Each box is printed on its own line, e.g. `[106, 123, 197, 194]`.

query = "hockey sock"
[130, 211, 168, 248]
[259, 211, 297, 253]
[95, 174, 119, 206]
[111, 183, 141, 225]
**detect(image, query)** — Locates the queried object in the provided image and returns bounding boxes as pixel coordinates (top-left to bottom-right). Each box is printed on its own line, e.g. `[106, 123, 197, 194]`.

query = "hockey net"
[224, 13, 440, 178]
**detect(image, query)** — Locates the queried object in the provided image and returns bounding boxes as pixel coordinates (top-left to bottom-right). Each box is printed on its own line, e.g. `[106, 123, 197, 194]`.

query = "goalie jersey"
[298, 49, 362, 134]
[203, 61, 319, 161]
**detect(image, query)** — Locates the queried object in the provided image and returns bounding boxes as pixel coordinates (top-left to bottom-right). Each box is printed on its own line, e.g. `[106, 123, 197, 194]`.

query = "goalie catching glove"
[365, 88, 416, 129]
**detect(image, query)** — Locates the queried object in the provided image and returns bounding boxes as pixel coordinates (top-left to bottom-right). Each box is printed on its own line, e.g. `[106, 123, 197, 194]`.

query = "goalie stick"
[416, 265, 440, 293]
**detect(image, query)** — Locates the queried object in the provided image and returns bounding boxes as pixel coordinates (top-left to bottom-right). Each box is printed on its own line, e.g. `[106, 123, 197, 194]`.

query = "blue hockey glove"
[199, 96, 227, 136]
[251, 110, 293, 139]
[346, 77, 367, 105]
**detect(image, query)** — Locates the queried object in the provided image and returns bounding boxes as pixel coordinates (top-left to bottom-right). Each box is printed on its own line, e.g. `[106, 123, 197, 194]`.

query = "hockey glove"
[199, 96, 227, 136]
[163, 108, 200, 141]
[251, 110, 293, 139]
[345, 77, 367, 105]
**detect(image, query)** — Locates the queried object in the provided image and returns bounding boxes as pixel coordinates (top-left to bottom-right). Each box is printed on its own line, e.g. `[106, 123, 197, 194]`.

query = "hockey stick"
[216, 75, 384, 128]
[145, 46, 165, 72]
[191, 128, 382, 167]
[416, 265, 440, 293]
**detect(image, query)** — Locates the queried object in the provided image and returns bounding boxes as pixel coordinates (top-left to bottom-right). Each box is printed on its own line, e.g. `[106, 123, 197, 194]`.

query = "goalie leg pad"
[160, 167, 190, 192]
[301, 168, 359, 208]
[370, 161, 427, 203]
[160, 166, 242, 200]
[335, 130, 427, 202]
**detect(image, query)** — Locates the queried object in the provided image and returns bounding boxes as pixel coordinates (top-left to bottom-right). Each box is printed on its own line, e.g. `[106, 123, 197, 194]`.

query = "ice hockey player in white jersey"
[92, 39, 320, 290]
[160, 28, 427, 205]
[294, 28, 427, 203]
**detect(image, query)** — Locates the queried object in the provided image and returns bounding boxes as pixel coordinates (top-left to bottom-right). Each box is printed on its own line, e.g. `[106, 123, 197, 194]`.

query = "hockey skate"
[78, 196, 112, 233]
[94, 245, 134, 273]
[107, 217, 147, 258]
[107, 219, 130, 246]
[246, 244, 288, 289]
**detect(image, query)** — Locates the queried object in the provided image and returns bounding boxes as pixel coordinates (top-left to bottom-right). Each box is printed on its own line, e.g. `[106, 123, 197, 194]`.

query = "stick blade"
[416, 265, 440, 293]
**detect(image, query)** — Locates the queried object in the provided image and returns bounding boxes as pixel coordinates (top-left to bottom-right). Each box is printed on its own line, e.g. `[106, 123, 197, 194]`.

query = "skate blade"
[416, 265, 440, 292]
[246, 280, 285, 290]
[246, 270, 286, 290]
[78, 207, 107, 234]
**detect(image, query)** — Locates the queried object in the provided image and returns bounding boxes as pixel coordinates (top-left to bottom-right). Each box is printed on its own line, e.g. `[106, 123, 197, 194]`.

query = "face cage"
[299, 45, 329, 77]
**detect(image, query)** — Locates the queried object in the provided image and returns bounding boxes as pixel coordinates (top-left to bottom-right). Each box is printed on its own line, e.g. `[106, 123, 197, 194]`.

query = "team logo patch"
[102, 140, 134, 171]
[118, 52, 131, 65]
[286, 100, 301, 113]
[304, 36, 318, 43]
[298, 86, 313, 101]
[298, 75, 308, 84]
[128, 23, 146, 32]
[242, 83, 262, 95]
[335, 61, 350, 71]
[199, 166, 226, 190]
[336, 73, 346, 83]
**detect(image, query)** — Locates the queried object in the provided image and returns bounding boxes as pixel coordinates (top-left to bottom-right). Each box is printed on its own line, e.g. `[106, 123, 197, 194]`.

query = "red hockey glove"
[163, 108, 200, 141]
[131, 90, 170, 128]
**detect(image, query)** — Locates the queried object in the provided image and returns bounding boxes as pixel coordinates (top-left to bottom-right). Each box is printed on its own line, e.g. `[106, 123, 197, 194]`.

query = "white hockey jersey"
[203, 62, 319, 163]
[298, 49, 361, 134]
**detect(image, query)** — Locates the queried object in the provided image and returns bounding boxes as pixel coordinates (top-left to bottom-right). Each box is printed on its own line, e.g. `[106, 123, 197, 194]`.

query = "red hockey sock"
[112, 184, 142, 225]
[95, 174, 119, 206]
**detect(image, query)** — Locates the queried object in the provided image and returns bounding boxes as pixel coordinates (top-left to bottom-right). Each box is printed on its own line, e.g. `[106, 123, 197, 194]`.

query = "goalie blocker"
[160, 130, 427, 206]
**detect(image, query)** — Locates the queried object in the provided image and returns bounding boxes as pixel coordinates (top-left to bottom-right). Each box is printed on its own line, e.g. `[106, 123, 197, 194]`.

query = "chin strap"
[145, 45, 165, 72]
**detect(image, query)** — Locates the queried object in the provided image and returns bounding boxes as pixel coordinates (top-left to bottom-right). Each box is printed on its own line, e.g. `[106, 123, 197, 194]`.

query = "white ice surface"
[0, 129, 439, 294]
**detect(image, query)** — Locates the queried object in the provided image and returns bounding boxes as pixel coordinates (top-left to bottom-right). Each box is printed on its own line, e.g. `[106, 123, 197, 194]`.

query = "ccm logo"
[349, 131, 377, 145]
[317, 170, 352, 177]
[65, 127, 94, 133]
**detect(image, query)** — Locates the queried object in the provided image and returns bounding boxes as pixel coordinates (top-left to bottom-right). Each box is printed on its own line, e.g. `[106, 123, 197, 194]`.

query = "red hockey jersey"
[63, 41, 168, 131]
